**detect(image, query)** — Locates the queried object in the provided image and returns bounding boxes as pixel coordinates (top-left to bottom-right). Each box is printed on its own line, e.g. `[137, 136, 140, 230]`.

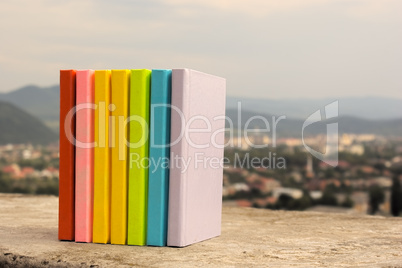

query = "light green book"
[127, 69, 151, 245]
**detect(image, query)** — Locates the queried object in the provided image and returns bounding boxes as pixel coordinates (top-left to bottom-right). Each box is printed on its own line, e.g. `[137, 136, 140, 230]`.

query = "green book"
[127, 69, 151, 245]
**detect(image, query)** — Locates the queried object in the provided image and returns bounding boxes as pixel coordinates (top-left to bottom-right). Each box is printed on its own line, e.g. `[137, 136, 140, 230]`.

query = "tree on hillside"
[277, 194, 293, 209]
[368, 185, 385, 215]
[319, 188, 338, 206]
[0, 171, 12, 193]
[391, 176, 402, 216]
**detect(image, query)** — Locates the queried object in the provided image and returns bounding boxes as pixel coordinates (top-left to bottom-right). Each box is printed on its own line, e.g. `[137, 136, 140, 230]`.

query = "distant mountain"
[227, 96, 402, 120]
[226, 108, 402, 137]
[0, 84, 401, 137]
[0, 85, 59, 131]
[0, 101, 58, 145]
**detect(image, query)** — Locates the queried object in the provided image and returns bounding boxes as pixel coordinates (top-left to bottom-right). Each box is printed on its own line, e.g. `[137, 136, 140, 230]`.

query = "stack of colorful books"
[58, 69, 226, 247]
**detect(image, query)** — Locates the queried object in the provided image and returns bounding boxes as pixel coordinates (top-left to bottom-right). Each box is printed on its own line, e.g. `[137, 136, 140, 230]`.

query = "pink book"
[75, 70, 95, 242]
[167, 69, 226, 247]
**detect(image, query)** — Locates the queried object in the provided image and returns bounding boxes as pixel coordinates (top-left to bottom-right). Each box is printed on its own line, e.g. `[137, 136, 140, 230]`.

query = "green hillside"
[0, 85, 59, 132]
[0, 101, 58, 145]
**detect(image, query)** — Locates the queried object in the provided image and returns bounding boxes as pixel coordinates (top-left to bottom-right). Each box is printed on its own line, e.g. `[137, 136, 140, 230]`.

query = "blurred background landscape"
[0, 0, 401, 217]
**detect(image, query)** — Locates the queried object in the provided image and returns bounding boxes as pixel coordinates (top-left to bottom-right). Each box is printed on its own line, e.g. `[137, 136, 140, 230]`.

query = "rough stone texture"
[1, 193, 402, 267]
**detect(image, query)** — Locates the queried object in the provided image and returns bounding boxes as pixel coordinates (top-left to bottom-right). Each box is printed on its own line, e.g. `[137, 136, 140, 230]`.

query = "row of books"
[58, 68, 226, 247]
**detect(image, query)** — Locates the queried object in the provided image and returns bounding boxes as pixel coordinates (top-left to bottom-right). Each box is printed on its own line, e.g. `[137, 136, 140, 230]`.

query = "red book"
[59, 70, 76, 241]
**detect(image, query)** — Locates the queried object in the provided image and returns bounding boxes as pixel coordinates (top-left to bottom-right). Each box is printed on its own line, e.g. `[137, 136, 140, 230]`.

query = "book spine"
[127, 69, 151, 246]
[93, 70, 111, 244]
[167, 69, 189, 247]
[59, 70, 76, 241]
[110, 70, 130, 245]
[75, 70, 95, 242]
[147, 69, 172, 246]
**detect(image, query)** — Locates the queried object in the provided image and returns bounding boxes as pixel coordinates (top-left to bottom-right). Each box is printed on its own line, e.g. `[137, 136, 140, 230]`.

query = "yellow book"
[110, 70, 130, 245]
[93, 70, 111, 244]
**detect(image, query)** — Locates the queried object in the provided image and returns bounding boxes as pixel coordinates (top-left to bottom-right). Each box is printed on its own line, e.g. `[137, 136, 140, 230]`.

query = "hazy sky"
[0, 0, 401, 99]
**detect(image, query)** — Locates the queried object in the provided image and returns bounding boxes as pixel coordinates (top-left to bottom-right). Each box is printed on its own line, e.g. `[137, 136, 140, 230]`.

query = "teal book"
[146, 69, 172, 246]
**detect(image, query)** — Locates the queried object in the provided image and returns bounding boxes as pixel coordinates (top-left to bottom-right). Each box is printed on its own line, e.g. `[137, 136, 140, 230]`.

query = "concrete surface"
[0, 193, 402, 267]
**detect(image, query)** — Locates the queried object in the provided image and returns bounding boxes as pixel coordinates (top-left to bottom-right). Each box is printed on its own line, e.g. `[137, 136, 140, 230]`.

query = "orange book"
[59, 70, 76, 241]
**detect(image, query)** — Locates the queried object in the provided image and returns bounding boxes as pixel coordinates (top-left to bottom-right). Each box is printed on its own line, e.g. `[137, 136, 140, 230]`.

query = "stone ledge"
[1, 193, 402, 267]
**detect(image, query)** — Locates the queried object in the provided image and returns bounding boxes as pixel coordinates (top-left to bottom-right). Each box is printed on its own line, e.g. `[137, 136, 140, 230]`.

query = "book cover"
[167, 69, 226, 247]
[59, 70, 76, 241]
[127, 69, 151, 246]
[75, 70, 95, 243]
[93, 70, 111, 244]
[110, 70, 130, 245]
[146, 69, 172, 246]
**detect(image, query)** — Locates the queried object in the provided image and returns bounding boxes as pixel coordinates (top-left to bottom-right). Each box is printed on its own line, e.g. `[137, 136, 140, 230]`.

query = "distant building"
[236, 199, 252, 207]
[305, 155, 314, 178]
[373, 177, 392, 188]
[233, 183, 249, 192]
[340, 144, 364, 155]
[273, 187, 303, 199]
[359, 166, 376, 174]
[310, 191, 322, 200]
[319, 160, 350, 169]
[22, 149, 32, 159]
[262, 178, 281, 193]
[20, 167, 36, 178]
[40, 167, 59, 179]
[289, 171, 302, 183]
[349, 144, 364, 155]
[2, 164, 21, 179]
